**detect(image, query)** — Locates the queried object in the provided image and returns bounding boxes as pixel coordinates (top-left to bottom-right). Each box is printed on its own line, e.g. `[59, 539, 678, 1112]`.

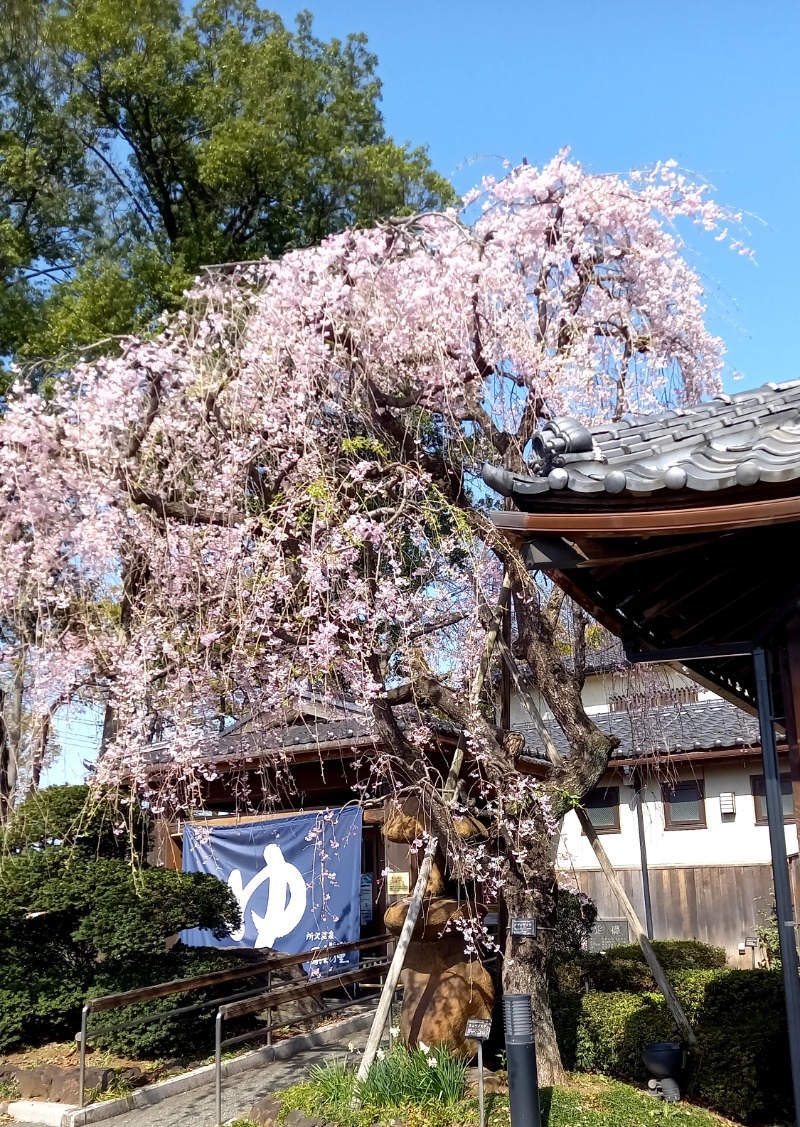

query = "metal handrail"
[77, 933, 393, 1108]
[213, 938, 395, 1127]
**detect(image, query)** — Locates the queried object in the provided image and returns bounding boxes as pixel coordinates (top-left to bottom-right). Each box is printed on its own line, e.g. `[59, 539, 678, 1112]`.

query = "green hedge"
[89, 947, 255, 1058]
[0, 786, 242, 1056]
[582, 940, 726, 993]
[552, 969, 792, 1122]
[603, 939, 727, 969]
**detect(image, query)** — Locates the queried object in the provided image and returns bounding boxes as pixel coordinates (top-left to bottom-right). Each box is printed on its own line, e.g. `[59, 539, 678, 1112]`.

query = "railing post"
[78, 1004, 90, 1109]
[215, 1009, 223, 1127]
[266, 971, 272, 1049]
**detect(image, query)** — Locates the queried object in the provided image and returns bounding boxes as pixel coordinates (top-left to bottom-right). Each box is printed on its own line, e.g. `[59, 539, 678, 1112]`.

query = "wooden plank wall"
[574, 864, 775, 963]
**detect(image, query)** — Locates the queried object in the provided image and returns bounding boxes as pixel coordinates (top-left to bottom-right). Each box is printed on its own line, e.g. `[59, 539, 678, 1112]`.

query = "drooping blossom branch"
[0, 148, 744, 929]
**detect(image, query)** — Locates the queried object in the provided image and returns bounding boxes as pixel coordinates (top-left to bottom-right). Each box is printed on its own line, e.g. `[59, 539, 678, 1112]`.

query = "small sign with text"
[586, 918, 629, 953]
[387, 871, 410, 896]
[465, 1019, 492, 1041]
[510, 916, 538, 938]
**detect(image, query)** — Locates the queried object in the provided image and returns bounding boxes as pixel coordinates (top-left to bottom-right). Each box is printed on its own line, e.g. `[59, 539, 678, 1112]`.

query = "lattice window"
[608, 687, 699, 712]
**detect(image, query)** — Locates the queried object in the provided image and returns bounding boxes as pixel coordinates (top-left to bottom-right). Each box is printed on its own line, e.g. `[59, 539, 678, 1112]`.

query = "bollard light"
[502, 994, 541, 1127]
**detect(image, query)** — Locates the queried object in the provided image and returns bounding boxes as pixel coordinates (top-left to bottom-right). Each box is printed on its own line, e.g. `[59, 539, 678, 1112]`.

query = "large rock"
[465, 1067, 508, 1097]
[399, 934, 494, 1057]
[13, 1068, 51, 1101]
[12, 1065, 142, 1104]
[14, 1065, 117, 1103]
[282, 1111, 325, 1127]
[248, 1095, 282, 1126]
[384, 896, 486, 941]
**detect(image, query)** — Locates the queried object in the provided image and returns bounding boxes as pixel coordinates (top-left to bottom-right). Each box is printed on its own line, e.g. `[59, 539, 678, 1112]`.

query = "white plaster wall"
[557, 761, 798, 872]
[509, 667, 794, 873]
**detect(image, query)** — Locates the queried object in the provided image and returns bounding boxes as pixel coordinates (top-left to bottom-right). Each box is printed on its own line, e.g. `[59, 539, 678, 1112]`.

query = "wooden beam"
[491, 494, 800, 538]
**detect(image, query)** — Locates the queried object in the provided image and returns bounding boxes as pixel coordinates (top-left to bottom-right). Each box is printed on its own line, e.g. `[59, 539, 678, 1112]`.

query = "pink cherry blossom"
[0, 155, 744, 838]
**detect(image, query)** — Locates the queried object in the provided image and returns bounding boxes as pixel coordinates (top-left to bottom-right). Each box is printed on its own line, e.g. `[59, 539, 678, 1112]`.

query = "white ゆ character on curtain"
[227, 843, 308, 948]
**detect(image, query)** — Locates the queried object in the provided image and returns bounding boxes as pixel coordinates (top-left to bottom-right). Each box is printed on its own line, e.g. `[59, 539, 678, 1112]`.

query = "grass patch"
[0, 1076, 20, 1101]
[280, 1042, 467, 1126]
[277, 1067, 739, 1127]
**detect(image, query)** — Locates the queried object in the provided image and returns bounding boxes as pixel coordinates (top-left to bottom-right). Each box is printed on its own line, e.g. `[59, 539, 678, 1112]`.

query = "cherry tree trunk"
[501, 866, 565, 1086]
[0, 652, 24, 822]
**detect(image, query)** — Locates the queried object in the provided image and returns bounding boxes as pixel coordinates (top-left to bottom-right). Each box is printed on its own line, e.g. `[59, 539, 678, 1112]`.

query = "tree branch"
[126, 485, 242, 526]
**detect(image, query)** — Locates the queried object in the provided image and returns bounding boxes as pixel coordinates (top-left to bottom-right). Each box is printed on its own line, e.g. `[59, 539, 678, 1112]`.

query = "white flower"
[428, 1057, 437, 1067]
[347, 1041, 356, 1052]
[419, 1041, 430, 1054]
[376, 1049, 385, 1060]
[390, 1026, 400, 1038]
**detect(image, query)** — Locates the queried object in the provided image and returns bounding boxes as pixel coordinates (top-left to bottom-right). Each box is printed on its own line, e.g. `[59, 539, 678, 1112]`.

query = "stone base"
[7, 1065, 143, 1104]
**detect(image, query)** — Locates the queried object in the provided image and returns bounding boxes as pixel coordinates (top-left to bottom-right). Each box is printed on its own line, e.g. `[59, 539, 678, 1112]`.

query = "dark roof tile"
[519, 698, 769, 763]
[483, 380, 800, 500]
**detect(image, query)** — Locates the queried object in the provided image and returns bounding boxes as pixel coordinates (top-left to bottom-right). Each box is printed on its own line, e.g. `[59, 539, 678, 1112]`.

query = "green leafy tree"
[1, 0, 454, 386]
[0, 0, 99, 368]
[0, 785, 240, 1051]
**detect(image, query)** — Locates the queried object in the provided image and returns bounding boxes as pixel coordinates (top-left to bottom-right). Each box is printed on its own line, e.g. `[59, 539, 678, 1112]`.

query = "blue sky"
[273, 0, 798, 395]
[50, 0, 798, 781]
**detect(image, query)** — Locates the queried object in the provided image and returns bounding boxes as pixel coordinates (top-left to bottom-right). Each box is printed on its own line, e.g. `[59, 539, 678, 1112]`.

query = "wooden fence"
[574, 864, 776, 963]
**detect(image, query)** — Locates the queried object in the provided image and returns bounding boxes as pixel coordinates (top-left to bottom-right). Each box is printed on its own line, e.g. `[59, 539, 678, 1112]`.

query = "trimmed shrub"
[611, 939, 726, 969]
[553, 969, 792, 1122]
[0, 784, 148, 859]
[89, 947, 254, 1058]
[0, 785, 241, 1055]
[584, 939, 726, 992]
[580, 956, 653, 994]
[570, 991, 676, 1078]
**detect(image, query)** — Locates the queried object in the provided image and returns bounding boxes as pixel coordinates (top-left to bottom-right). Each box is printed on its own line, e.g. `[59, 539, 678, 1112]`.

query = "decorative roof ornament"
[531, 417, 595, 471]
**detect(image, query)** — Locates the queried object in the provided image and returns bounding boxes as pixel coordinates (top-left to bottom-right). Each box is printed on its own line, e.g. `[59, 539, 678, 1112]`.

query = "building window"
[583, 786, 620, 834]
[662, 780, 705, 829]
[751, 775, 794, 825]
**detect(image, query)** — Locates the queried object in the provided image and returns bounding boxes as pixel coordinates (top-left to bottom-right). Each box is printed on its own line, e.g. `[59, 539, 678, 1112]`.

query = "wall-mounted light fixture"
[719, 792, 736, 816]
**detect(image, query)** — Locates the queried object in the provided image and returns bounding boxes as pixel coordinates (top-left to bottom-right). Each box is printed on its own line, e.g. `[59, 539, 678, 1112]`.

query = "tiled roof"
[140, 708, 459, 768]
[518, 698, 775, 763]
[141, 694, 767, 771]
[482, 380, 800, 499]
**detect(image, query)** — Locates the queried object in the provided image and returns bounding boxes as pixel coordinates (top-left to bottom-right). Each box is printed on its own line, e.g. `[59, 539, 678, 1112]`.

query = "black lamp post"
[503, 994, 541, 1127]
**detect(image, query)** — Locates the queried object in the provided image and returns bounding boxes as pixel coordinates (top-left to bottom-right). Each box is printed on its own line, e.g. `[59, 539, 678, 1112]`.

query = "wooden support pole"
[353, 842, 436, 1098]
[496, 634, 697, 1047]
[575, 807, 696, 1046]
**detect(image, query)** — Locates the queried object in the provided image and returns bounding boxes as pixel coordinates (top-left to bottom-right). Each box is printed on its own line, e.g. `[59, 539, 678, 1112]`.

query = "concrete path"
[114, 1029, 369, 1127]
[10, 1028, 373, 1127]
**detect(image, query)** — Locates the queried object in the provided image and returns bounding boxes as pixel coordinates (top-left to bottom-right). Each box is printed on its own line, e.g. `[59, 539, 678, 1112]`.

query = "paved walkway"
[11, 1028, 373, 1127]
